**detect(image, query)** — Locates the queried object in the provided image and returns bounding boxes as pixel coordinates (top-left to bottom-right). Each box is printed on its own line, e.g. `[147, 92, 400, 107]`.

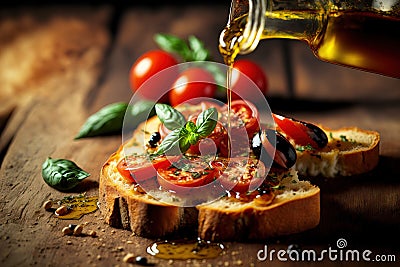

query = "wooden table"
[1, 4, 399, 267]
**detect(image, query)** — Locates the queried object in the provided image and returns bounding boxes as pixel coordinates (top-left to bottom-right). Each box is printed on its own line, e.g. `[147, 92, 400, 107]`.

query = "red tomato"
[157, 156, 218, 194]
[272, 114, 328, 148]
[117, 154, 179, 184]
[169, 68, 217, 107]
[211, 157, 266, 193]
[129, 50, 178, 102]
[221, 100, 260, 137]
[230, 59, 268, 101]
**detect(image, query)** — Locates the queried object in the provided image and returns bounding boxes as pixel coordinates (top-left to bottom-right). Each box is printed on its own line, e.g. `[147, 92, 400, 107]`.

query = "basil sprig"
[75, 100, 155, 139]
[42, 157, 90, 191]
[155, 104, 218, 155]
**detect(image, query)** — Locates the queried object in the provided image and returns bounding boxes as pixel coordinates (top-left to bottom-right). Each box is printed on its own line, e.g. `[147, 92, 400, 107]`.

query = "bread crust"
[334, 127, 379, 176]
[197, 185, 320, 241]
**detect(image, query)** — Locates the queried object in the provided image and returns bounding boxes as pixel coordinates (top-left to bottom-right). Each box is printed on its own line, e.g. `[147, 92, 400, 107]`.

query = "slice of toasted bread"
[294, 127, 380, 177]
[99, 107, 321, 240]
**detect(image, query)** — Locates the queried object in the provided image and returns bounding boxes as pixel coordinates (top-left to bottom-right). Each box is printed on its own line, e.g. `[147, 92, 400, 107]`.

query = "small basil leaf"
[42, 157, 90, 191]
[156, 128, 185, 156]
[188, 132, 200, 145]
[196, 107, 218, 137]
[155, 103, 186, 130]
[185, 121, 197, 132]
[188, 35, 211, 61]
[74, 102, 128, 139]
[178, 127, 192, 153]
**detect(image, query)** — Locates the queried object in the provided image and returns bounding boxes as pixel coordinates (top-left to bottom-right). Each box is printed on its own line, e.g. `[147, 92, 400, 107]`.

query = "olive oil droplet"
[54, 194, 98, 220]
[147, 239, 224, 260]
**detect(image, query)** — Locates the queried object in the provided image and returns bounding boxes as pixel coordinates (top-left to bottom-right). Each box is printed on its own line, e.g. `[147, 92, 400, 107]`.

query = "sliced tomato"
[272, 114, 327, 148]
[221, 100, 260, 137]
[211, 157, 266, 193]
[117, 154, 179, 184]
[157, 156, 218, 194]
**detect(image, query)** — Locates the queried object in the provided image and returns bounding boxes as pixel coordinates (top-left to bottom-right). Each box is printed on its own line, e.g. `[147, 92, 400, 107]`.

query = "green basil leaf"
[179, 129, 192, 153]
[188, 35, 211, 61]
[74, 102, 128, 139]
[196, 107, 218, 137]
[154, 33, 192, 61]
[187, 132, 200, 145]
[42, 157, 90, 191]
[155, 103, 186, 130]
[184, 121, 200, 145]
[154, 33, 212, 62]
[156, 128, 186, 156]
[75, 101, 155, 139]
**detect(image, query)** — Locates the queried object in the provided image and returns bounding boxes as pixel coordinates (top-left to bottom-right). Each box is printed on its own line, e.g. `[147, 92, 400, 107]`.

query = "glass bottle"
[219, 0, 400, 78]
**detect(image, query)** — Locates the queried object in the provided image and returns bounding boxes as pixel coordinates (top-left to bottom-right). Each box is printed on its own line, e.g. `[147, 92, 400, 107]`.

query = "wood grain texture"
[0, 4, 399, 267]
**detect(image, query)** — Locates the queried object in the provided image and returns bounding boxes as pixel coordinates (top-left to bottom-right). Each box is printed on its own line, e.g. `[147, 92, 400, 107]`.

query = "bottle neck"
[229, 0, 327, 54]
[237, 0, 266, 54]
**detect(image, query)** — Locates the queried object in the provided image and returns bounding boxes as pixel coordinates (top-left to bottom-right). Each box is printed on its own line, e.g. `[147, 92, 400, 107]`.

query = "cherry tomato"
[169, 68, 217, 107]
[117, 154, 179, 184]
[211, 157, 266, 193]
[230, 59, 268, 101]
[221, 100, 260, 137]
[272, 114, 328, 148]
[157, 156, 218, 194]
[129, 50, 178, 102]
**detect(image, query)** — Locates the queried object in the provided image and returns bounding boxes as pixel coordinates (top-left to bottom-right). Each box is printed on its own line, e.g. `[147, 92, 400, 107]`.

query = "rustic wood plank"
[0, 6, 119, 267]
[0, 6, 112, 156]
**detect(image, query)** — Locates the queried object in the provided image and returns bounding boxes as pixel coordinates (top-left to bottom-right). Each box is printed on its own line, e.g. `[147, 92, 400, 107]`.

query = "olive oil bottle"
[220, 0, 400, 78]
